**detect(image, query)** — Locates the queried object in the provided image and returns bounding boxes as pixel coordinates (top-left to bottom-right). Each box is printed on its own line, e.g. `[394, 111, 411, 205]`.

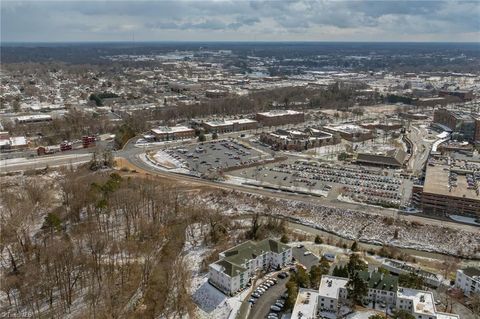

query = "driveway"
[247, 275, 289, 319]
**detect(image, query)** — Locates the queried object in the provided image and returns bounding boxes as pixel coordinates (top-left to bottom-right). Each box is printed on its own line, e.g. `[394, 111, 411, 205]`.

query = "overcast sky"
[1, 0, 479, 42]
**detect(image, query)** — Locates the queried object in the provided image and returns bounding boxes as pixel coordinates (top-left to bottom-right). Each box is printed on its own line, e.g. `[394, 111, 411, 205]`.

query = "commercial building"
[323, 124, 373, 142]
[208, 239, 292, 296]
[255, 110, 305, 127]
[260, 127, 337, 151]
[396, 287, 459, 319]
[412, 162, 480, 218]
[360, 121, 403, 132]
[150, 125, 195, 141]
[202, 118, 258, 133]
[356, 148, 407, 168]
[455, 268, 480, 297]
[433, 109, 477, 142]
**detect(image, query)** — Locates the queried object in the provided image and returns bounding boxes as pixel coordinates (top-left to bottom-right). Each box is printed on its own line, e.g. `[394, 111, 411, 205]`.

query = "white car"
[303, 251, 312, 256]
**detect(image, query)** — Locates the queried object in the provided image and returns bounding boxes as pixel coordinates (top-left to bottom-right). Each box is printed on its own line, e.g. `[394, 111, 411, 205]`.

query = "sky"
[1, 0, 480, 43]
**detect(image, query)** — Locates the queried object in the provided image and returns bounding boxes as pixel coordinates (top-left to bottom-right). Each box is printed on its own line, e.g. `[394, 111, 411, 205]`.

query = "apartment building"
[455, 268, 480, 297]
[382, 259, 442, 288]
[296, 273, 459, 319]
[208, 239, 292, 296]
[396, 287, 459, 319]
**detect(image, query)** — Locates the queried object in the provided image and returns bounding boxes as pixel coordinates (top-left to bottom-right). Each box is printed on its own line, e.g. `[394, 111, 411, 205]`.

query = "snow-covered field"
[200, 191, 480, 258]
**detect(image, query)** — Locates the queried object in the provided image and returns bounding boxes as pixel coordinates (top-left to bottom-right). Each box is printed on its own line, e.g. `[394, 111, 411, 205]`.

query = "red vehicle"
[82, 136, 96, 148]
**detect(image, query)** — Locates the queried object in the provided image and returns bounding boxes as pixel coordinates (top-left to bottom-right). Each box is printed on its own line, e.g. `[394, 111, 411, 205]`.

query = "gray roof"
[463, 267, 480, 277]
[215, 239, 290, 277]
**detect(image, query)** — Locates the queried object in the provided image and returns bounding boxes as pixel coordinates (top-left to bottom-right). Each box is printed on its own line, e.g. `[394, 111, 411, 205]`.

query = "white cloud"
[1, 0, 479, 42]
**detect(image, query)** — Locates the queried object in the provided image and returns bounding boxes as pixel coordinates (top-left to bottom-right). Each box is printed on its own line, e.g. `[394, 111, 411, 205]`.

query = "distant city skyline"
[1, 0, 480, 43]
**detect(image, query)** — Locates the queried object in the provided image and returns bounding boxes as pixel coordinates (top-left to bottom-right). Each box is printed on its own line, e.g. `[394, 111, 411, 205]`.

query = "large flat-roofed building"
[255, 110, 305, 127]
[413, 162, 480, 218]
[455, 267, 480, 297]
[208, 239, 292, 296]
[323, 124, 373, 142]
[202, 118, 258, 133]
[150, 125, 195, 141]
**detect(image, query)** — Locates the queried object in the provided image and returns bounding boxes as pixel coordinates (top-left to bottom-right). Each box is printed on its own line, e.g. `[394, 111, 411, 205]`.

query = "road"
[2, 134, 478, 234]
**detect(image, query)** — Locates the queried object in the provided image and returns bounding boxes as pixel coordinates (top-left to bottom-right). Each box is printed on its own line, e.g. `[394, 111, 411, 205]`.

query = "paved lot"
[292, 246, 320, 270]
[166, 139, 266, 174]
[230, 159, 412, 207]
[247, 275, 289, 319]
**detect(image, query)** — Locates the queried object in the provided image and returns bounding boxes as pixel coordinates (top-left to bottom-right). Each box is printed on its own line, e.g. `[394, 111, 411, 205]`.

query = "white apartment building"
[296, 274, 460, 319]
[396, 287, 459, 319]
[455, 267, 480, 297]
[292, 288, 319, 319]
[208, 239, 292, 296]
[318, 275, 348, 311]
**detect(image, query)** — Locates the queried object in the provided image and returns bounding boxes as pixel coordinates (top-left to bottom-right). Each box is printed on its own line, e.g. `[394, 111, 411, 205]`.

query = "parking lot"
[163, 139, 267, 175]
[245, 246, 319, 319]
[230, 159, 412, 207]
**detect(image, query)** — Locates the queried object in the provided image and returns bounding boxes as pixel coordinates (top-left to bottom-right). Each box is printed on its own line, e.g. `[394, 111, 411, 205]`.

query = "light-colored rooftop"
[204, 118, 257, 127]
[318, 275, 348, 299]
[257, 109, 303, 117]
[292, 288, 318, 319]
[151, 125, 194, 134]
[423, 164, 479, 200]
[397, 288, 435, 315]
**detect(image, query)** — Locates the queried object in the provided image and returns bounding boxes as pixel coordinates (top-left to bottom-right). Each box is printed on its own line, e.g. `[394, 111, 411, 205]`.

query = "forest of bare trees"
[0, 167, 230, 318]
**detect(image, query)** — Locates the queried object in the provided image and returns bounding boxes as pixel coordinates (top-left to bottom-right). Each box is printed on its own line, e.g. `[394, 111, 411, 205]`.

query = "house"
[208, 239, 292, 296]
[455, 267, 480, 297]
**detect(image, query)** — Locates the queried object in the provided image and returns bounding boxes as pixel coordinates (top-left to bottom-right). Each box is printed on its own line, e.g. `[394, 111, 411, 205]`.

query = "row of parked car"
[249, 278, 278, 303]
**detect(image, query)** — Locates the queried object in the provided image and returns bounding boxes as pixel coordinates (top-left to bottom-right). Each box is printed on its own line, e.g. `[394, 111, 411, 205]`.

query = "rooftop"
[358, 271, 398, 292]
[423, 164, 479, 200]
[461, 267, 480, 279]
[397, 288, 435, 315]
[292, 288, 318, 319]
[151, 125, 194, 134]
[318, 275, 348, 299]
[257, 109, 303, 117]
